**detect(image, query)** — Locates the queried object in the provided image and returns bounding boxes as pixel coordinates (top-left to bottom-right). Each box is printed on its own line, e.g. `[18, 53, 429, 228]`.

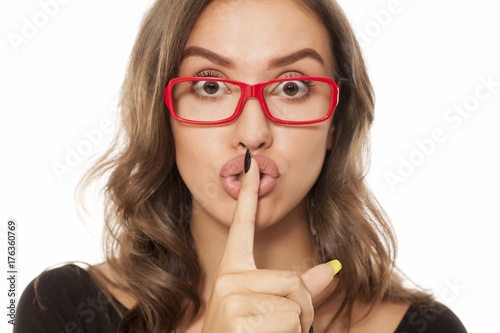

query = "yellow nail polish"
[326, 260, 342, 276]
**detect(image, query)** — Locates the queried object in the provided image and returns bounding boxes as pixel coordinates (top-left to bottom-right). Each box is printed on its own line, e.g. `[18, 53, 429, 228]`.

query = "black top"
[14, 264, 467, 332]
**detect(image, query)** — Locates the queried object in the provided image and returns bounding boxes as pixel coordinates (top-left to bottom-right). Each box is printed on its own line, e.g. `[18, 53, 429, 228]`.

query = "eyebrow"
[268, 48, 325, 69]
[181, 47, 325, 69]
[182, 46, 232, 67]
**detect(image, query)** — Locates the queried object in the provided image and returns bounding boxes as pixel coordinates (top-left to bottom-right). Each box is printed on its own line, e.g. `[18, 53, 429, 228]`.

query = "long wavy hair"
[60, 0, 432, 331]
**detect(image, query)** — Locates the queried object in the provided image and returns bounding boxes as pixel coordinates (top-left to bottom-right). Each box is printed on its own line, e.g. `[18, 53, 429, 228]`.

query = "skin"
[173, 2, 335, 232]
[172, 1, 336, 330]
[94, 1, 411, 332]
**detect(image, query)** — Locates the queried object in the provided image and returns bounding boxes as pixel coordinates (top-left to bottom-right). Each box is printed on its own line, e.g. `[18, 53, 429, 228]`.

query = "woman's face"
[171, 0, 336, 229]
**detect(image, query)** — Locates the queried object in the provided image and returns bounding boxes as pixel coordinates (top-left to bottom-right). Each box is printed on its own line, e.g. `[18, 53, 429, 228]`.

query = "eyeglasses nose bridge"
[238, 83, 265, 112]
[242, 83, 260, 99]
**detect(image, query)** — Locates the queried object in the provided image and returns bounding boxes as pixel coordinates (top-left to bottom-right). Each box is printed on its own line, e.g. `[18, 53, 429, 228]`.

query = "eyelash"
[194, 70, 221, 78]
[283, 72, 304, 78]
[282, 72, 315, 90]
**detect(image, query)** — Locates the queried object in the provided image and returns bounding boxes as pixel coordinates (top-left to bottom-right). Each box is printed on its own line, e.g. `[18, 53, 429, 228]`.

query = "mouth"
[235, 172, 264, 181]
[220, 154, 280, 199]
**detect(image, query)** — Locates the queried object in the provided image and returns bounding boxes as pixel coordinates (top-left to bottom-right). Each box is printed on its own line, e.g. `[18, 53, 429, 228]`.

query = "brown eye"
[193, 80, 229, 97]
[273, 80, 309, 99]
[204, 81, 219, 94]
[283, 82, 299, 96]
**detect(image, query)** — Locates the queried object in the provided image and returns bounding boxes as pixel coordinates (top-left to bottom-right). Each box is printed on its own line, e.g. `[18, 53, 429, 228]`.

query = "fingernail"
[244, 148, 251, 173]
[326, 259, 342, 276]
[309, 325, 314, 333]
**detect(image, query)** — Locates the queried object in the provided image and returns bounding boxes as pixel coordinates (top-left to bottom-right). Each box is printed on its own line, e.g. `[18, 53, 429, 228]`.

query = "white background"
[1, 0, 499, 331]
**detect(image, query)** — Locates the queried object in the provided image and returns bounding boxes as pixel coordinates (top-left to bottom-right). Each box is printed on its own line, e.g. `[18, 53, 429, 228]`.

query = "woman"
[15, 0, 467, 332]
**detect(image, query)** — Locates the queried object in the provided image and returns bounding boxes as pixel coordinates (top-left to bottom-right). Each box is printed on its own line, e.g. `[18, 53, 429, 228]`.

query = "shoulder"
[14, 264, 125, 333]
[395, 301, 467, 333]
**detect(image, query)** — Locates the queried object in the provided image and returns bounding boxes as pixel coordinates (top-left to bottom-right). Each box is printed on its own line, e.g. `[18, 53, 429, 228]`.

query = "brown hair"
[46, 0, 433, 331]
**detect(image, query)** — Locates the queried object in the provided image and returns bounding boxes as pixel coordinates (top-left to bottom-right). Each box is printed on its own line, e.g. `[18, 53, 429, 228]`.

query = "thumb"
[300, 260, 342, 298]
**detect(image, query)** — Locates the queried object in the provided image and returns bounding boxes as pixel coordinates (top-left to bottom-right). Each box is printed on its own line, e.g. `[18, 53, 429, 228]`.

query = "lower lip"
[220, 174, 279, 199]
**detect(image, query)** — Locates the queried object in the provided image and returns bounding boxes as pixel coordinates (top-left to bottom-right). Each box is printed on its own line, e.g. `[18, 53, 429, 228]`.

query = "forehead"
[183, 0, 334, 75]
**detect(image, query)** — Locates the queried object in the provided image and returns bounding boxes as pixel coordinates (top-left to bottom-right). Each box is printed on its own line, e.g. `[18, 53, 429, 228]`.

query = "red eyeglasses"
[164, 77, 340, 125]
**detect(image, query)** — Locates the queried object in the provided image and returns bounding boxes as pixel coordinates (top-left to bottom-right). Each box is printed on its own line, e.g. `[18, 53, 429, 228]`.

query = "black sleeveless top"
[14, 264, 467, 332]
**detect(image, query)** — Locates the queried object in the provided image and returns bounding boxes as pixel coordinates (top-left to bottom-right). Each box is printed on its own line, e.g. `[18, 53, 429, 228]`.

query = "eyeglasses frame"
[164, 76, 341, 125]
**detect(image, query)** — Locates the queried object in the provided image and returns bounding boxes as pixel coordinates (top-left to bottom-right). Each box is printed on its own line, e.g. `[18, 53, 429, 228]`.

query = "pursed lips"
[219, 154, 280, 199]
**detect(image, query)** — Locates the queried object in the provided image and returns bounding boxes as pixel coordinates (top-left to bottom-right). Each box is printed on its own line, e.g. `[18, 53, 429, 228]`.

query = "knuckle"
[291, 299, 302, 316]
[220, 293, 241, 316]
[280, 310, 301, 329]
[283, 271, 302, 290]
[213, 273, 234, 292]
[275, 296, 301, 314]
[254, 298, 275, 314]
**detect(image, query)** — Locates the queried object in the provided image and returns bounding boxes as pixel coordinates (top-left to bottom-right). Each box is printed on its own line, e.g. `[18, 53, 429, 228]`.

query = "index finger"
[219, 149, 260, 272]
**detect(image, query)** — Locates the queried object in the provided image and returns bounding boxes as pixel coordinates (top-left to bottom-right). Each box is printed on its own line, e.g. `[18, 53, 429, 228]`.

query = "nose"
[231, 97, 273, 152]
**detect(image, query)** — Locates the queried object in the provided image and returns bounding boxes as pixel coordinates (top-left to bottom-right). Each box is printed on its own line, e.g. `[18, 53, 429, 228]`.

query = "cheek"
[275, 126, 331, 186]
[172, 122, 215, 166]
[171, 124, 204, 186]
[275, 124, 331, 160]
[171, 123, 224, 199]
[293, 137, 327, 183]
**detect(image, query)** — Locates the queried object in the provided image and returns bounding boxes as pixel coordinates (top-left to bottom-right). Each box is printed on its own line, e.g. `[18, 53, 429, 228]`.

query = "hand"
[201, 151, 341, 333]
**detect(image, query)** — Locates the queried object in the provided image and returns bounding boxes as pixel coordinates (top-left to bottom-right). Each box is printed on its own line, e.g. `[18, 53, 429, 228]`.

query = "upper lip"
[220, 154, 281, 178]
